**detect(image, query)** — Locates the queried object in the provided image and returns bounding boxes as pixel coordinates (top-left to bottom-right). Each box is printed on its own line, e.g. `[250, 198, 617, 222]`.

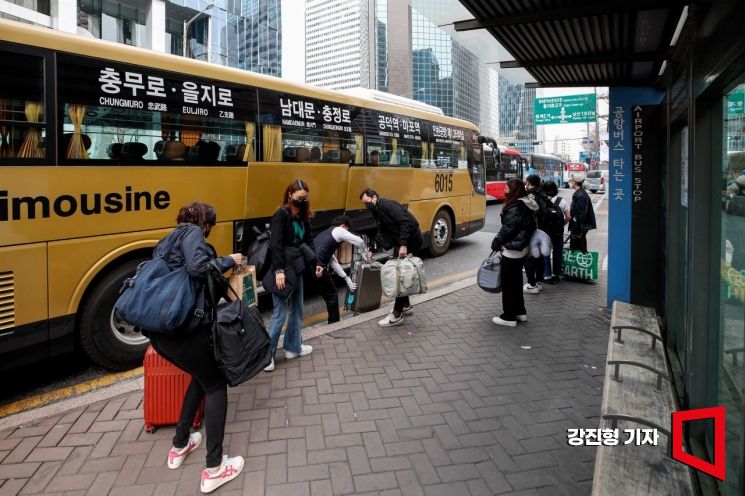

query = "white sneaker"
[523, 283, 540, 294]
[285, 344, 313, 359]
[536, 282, 543, 291]
[378, 313, 403, 327]
[516, 314, 528, 322]
[167, 431, 202, 469]
[264, 358, 275, 372]
[200, 455, 244, 493]
[492, 317, 517, 327]
[402, 305, 414, 315]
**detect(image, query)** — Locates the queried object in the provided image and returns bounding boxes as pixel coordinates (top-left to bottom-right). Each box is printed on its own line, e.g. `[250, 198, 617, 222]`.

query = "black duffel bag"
[206, 262, 272, 387]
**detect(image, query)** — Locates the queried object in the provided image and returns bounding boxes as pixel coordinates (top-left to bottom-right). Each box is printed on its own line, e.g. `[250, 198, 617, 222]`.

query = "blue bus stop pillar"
[607, 87, 664, 308]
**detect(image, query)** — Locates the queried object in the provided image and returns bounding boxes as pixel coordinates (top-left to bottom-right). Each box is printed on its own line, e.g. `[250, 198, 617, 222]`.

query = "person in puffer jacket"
[490, 179, 538, 327]
[147, 201, 245, 494]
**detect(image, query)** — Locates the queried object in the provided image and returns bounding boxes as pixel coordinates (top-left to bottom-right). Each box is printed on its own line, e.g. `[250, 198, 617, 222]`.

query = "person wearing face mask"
[146, 201, 246, 494]
[263, 179, 323, 372]
[359, 188, 423, 327]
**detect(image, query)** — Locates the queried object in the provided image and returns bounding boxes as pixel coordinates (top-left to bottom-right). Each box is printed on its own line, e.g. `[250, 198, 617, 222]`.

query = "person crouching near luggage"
[314, 215, 371, 324]
[359, 188, 423, 327]
[147, 201, 245, 494]
[263, 179, 323, 372]
[490, 179, 538, 327]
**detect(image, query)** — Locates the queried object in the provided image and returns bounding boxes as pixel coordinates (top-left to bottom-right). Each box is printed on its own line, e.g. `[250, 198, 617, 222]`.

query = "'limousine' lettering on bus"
[0, 188, 170, 221]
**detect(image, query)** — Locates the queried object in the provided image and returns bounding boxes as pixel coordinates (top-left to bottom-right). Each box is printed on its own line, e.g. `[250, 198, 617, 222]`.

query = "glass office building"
[2, 0, 282, 77]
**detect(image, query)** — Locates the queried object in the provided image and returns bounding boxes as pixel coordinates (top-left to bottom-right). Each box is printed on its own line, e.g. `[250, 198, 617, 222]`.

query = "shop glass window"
[718, 82, 745, 494]
[57, 54, 257, 165]
[0, 49, 46, 163]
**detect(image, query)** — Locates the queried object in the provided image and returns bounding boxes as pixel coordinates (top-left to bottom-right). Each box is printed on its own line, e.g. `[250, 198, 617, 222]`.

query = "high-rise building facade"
[2, 0, 283, 77]
[303, 0, 528, 140]
[305, 0, 364, 90]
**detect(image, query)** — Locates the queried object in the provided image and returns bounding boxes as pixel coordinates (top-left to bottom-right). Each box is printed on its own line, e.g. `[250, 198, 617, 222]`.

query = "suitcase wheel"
[145, 423, 157, 433]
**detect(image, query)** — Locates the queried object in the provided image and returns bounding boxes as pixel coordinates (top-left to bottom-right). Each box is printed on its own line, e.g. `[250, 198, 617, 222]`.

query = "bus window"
[258, 90, 362, 164]
[365, 111, 428, 167]
[429, 123, 466, 169]
[57, 54, 257, 165]
[0, 50, 46, 162]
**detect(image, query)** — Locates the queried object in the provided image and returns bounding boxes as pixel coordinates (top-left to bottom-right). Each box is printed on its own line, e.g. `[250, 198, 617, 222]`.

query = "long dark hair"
[281, 179, 314, 221]
[503, 179, 527, 210]
[176, 201, 216, 230]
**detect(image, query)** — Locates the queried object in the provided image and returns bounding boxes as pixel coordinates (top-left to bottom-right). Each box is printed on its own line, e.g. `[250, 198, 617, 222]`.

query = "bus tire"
[428, 209, 452, 257]
[78, 259, 150, 370]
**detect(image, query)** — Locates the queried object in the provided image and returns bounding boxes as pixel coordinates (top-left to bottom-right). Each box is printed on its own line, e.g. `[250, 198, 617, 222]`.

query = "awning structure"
[453, 1, 690, 87]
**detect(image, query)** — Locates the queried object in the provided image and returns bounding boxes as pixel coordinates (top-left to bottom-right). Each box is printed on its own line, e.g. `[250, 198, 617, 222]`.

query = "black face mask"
[292, 198, 308, 209]
[365, 201, 376, 211]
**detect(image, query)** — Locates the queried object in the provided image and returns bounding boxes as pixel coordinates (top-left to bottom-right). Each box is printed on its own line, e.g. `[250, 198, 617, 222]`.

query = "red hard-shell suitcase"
[143, 345, 204, 433]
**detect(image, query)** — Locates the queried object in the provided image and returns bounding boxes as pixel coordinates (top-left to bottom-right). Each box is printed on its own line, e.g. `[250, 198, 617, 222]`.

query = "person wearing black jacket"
[490, 179, 539, 327]
[568, 173, 597, 253]
[147, 202, 245, 494]
[263, 179, 323, 372]
[360, 188, 423, 327]
[523, 174, 548, 293]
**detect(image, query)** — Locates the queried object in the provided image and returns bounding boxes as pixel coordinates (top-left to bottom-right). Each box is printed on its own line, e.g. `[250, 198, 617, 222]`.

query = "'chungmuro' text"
[0, 187, 171, 221]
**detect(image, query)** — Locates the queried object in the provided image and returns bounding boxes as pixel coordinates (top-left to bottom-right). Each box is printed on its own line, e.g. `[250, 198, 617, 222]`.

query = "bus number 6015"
[434, 172, 454, 192]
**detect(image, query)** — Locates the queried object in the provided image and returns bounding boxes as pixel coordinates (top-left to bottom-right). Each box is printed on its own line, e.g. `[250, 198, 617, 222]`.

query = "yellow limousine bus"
[0, 20, 486, 370]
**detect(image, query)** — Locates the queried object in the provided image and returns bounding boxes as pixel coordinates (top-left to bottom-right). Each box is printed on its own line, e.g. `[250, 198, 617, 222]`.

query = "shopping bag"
[228, 264, 257, 307]
[477, 252, 502, 293]
[562, 249, 599, 281]
[381, 255, 427, 298]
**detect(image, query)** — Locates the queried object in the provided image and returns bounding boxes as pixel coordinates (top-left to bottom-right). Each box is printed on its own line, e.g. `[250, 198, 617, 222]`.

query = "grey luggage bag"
[343, 234, 382, 314]
[349, 261, 382, 314]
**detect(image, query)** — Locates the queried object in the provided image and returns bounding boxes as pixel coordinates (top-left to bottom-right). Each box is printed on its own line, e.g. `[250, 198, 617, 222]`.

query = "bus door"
[468, 141, 486, 223]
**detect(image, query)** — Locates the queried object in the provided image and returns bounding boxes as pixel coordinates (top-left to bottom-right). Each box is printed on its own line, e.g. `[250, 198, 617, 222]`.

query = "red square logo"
[671, 406, 726, 480]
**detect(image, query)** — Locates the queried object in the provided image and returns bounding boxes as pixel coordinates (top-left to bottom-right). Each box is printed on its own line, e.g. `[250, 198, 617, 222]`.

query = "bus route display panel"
[256, 89, 363, 134]
[57, 54, 258, 122]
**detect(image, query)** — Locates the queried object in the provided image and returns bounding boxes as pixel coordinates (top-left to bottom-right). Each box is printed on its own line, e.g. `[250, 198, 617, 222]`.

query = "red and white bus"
[482, 138, 522, 200]
[563, 162, 587, 187]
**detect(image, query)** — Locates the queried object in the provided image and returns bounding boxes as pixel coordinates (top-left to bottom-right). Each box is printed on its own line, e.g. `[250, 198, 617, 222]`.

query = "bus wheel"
[428, 209, 452, 257]
[78, 259, 150, 370]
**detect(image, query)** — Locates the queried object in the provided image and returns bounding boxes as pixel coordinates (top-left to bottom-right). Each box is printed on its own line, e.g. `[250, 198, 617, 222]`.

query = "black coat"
[569, 188, 597, 235]
[263, 207, 317, 298]
[491, 199, 537, 251]
[374, 198, 423, 251]
[268, 206, 316, 273]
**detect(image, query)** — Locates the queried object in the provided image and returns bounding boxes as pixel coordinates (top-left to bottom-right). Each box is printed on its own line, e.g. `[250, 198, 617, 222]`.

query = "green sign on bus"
[535, 94, 597, 125]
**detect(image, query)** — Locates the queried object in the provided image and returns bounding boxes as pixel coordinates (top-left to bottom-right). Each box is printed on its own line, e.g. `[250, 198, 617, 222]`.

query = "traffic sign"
[534, 94, 597, 125]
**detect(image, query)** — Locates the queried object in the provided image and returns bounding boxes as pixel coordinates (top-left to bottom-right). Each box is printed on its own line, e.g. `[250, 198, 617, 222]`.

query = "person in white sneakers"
[148, 202, 244, 494]
[263, 180, 323, 372]
[489, 180, 538, 327]
[360, 188, 422, 327]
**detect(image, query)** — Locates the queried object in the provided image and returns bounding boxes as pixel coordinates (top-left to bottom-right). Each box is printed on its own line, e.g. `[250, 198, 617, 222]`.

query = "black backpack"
[544, 197, 565, 236]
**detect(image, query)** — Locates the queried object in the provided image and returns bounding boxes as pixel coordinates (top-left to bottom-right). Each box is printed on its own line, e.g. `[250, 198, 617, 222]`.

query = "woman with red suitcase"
[147, 201, 245, 494]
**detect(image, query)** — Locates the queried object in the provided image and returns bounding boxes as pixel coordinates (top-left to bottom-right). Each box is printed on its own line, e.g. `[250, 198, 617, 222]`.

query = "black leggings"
[500, 255, 527, 321]
[149, 328, 227, 468]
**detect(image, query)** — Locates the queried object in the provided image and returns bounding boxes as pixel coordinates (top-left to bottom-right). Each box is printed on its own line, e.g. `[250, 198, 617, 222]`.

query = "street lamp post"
[183, 3, 215, 59]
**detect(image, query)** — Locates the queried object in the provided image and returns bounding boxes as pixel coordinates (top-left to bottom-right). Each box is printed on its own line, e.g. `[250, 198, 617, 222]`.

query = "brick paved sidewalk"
[0, 276, 610, 496]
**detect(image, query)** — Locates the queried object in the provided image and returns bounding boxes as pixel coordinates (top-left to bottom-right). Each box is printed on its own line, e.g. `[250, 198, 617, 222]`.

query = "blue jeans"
[267, 274, 304, 356]
[545, 233, 564, 277]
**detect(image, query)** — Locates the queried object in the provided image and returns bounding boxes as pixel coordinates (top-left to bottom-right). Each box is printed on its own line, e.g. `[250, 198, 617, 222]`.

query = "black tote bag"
[207, 263, 272, 387]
